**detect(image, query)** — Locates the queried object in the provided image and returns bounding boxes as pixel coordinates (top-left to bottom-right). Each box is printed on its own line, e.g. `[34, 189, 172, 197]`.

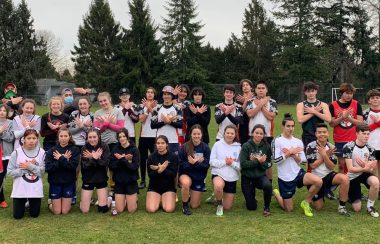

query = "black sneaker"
[367, 206, 379, 218]
[182, 205, 192, 215]
[326, 191, 337, 201]
[138, 181, 146, 189]
[263, 207, 271, 217]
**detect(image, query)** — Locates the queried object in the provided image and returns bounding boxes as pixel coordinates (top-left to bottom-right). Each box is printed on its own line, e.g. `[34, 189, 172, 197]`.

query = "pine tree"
[126, 0, 162, 84]
[72, 0, 123, 94]
[223, 34, 246, 83]
[241, 0, 280, 81]
[0, 0, 56, 95]
[160, 0, 207, 85]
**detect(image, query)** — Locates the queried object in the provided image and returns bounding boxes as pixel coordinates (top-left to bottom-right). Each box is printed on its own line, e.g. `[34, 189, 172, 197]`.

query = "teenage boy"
[272, 114, 322, 217]
[329, 83, 363, 173]
[363, 89, 380, 197]
[343, 124, 379, 217]
[306, 123, 350, 216]
[246, 80, 277, 181]
[214, 84, 243, 142]
[115, 88, 139, 143]
[296, 81, 331, 148]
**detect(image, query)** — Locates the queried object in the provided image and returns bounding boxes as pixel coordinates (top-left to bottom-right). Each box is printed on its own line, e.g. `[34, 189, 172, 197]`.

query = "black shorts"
[375, 150, 380, 160]
[179, 174, 207, 192]
[312, 172, 337, 201]
[147, 185, 176, 195]
[212, 175, 237, 194]
[114, 181, 139, 195]
[82, 182, 108, 191]
[349, 172, 372, 203]
[302, 134, 316, 149]
[334, 142, 348, 158]
[278, 169, 306, 199]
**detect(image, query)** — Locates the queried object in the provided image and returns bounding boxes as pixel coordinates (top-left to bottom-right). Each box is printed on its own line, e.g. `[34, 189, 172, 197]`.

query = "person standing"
[329, 83, 363, 173]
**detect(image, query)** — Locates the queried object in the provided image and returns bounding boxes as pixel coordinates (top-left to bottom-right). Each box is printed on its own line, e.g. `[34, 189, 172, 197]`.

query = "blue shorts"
[334, 142, 348, 157]
[190, 179, 206, 192]
[278, 169, 306, 199]
[49, 182, 76, 199]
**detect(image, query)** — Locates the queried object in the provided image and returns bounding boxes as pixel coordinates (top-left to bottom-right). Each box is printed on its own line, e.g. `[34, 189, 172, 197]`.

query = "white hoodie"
[210, 139, 241, 182]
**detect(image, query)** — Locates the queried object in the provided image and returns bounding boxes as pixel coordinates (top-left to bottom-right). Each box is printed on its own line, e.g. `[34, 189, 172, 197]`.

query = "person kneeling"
[306, 123, 350, 216]
[146, 135, 178, 213]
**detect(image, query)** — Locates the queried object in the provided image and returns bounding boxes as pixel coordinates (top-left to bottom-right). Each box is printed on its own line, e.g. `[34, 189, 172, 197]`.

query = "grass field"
[0, 105, 378, 243]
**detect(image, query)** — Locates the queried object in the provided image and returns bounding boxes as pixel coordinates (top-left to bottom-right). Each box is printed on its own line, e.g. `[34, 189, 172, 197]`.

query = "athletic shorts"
[179, 174, 206, 192]
[148, 184, 176, 195]
[212, 175, 237, 194]
[312, 172, 337, 201]
[49, 182, 76, 199]
[334, 142, 348, 157]
[114, 181, 139, 195]
[82, 182, 108, 191]
[375, 150, 380, 160]
[349, 172, 372, 203]
[278, 169, 306, 199]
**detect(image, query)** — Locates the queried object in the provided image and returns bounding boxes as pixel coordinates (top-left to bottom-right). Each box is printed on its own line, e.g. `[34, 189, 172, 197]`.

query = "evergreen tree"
[72, 0, 122, 94]
[0, 0, 56, 95]
[160, 0, 207, 85]
[223, 33, 246, 83]
[241, 0, 280, 81]
[126, 0, 162, 86]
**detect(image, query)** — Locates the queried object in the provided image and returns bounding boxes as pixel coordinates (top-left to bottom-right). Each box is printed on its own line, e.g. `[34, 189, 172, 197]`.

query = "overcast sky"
[13, 0, 276, 56]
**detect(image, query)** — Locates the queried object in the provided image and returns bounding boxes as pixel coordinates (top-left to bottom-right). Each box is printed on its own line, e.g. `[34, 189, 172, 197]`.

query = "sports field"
[0, 105, 376, 243]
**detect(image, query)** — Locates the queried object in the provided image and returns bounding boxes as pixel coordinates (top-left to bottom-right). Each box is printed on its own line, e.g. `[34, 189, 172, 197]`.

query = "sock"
[367, 199, 375, 209]
[339, 200, 346, 207]
[182, 201, 188, 208]
[216, 200, 223, 206]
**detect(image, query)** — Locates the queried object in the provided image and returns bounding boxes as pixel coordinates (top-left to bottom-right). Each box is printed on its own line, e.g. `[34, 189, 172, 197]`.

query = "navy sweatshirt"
[80, 142, 110, 184]
[147, 151, 178, 190]
[45, 144, 80, 184]
[109, 143, 140, 183]
[178, 142, 210, 182]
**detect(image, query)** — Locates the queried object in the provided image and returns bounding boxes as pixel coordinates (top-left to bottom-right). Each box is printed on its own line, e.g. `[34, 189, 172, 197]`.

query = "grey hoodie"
[0, 119, 15, 160]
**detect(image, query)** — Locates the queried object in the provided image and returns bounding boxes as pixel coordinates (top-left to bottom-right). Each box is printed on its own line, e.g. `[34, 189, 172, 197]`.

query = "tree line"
[0, 0, 379, 103]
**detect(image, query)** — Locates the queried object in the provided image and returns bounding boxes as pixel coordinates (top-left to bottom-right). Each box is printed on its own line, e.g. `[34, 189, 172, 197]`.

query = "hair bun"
[284, 113, 293, 119]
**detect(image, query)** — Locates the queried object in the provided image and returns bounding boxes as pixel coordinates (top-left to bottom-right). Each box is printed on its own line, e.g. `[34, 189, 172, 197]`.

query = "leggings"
[0, 160, 8, 203]
[13, 198, 41, 219]
[241, 175, 272, 210]
[138, 137, 155, 182]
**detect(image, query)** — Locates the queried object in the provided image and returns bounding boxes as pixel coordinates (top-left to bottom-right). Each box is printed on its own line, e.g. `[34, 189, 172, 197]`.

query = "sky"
[13, 0, 276, 56]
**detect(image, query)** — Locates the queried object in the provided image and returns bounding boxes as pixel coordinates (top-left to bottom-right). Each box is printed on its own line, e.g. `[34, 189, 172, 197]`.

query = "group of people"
[0, 80, 379, 220]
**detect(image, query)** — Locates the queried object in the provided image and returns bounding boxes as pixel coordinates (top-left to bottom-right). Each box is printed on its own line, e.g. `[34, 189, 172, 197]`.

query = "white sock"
[367, 199, 375, 209]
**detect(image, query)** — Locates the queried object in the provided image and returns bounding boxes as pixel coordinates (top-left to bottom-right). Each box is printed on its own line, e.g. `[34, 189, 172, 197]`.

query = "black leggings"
[13, 198, 41, 219]
[241, 175, 272, 210]
[0, 160, 8, 203]
[138, 137, 155, 182]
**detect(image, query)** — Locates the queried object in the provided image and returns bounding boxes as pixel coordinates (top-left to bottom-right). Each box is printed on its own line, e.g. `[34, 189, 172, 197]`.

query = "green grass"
[0, 105, 377, 243]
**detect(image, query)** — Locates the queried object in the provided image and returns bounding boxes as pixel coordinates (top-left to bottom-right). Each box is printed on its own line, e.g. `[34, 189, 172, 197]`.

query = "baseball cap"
[119, 87, 130, 96]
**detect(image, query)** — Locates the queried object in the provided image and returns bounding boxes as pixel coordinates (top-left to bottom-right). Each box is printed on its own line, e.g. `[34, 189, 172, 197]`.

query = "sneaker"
[326, 191, 337, 201]
[182, 205, 192, 215]
[361, 194, 368, 201]
[111, 208, 118, 216]
[0, 201, 8, 208]
[263, 207, 271, 217]
[367, 206, 379, 218]
[216, 205, 223, 216]
[300, 200, 313, 217]
[206, 193, 215, 204]
[338, 206, 350, 217]
[273, 189, 280, 197]
[71, 196, 77, 205]
[138, 181, 146, 189]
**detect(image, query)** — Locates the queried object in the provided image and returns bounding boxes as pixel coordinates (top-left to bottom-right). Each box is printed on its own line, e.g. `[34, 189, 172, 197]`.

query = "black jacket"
[81, 142, 110, 184]
[109, 143, 140, 183]
[45, 144, 80, 184]
[147, 151, 178, 190]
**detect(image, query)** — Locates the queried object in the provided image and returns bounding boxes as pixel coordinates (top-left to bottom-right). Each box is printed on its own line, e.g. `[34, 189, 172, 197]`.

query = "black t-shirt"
[40, 113, 70, 143]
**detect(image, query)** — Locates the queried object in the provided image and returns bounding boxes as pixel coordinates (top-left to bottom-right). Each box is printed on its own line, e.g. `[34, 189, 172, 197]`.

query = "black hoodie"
[81, 142, 110, 184]
[109, 143, 140, 183]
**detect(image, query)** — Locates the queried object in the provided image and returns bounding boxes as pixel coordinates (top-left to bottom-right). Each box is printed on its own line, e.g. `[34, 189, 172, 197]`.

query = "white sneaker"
[338, 206, 350, 217]
[216, 205, 223, 216]
[367, 206, 379, 218]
